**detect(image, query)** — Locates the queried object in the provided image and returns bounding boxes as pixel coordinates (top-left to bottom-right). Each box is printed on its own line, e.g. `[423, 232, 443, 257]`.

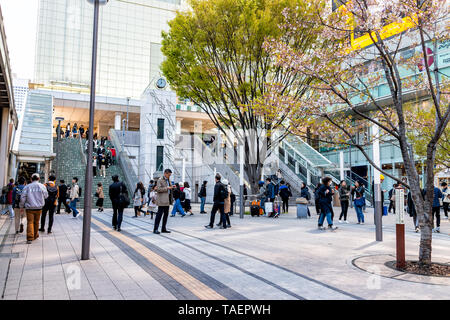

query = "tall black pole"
[81, 0, 100, 260]
[56, 121, 61, 179]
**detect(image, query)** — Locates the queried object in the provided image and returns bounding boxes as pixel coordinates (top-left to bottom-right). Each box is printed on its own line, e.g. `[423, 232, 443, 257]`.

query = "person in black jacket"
[317, 177, 337, 230]
[278, 180, 291, 213]
[205, 174, 227, 229]
[388, 184, 397, 213]
[314, 182, 321, 215]
[109, 175, 128, 232]
[199, 180, 207, 214]
[56, 180, 71, 214]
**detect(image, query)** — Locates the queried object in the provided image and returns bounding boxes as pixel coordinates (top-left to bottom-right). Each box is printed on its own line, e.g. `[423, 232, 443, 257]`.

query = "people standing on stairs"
[205, 173, 228, 229]
[96, 183, 104, 212]
[338, 180, 350, 223]
[300, 182, 311, 217]
[353, 180, 365, 224]
[217, 179, 231, 228]
[39, 175, 59, 234]
[72, 123, 78, 139]
[106, 147, 112, 168]
[1, 178, 14, 218]
[441, 182, 449, 219]
[147, 185, 157, 219]
[314, 182, 322, 215]
[171, 183, 186, 217]
[93, 156, 98, 177]
[57, 180, 70, 214]
[79, 125, 85, 139]
[109, 175, 128, 232]
[317, 177, 337, 230]
[199, 180, 207, 214]
[111, 146, 117, 165]
[100, 156, 107, 178]
[278, 180, 291, 214]
[154, 169, 175, 234]
[388, 184, 397, 214]
[65, 123, 71, 138]
[432, 185, 443, 233]
[183, 182, 194, 216]
[133, 182, 147, 218]
[68, 177, 80, 218]
[12, 176, 27, 234]
[19, 173, 48, 244]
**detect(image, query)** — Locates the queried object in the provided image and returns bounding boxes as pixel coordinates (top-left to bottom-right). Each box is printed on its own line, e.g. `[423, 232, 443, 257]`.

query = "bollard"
[395, 188, 405, 269]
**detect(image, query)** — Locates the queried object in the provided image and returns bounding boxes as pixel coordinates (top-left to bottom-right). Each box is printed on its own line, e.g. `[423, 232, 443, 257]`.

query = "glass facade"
[34, 0, 185, 99]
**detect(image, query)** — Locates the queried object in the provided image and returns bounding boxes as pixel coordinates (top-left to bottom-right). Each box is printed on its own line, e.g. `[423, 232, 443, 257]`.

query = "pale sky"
[0, 0, 39, 80]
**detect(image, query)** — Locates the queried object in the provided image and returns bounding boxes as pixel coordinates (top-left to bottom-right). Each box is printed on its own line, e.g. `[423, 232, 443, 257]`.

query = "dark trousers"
[57, 197, 71, 214]
[432, 206, 440, 228]
[443, 202, 449, 217]
[134, 206, 146, 217]
[40, 203, 55, 231]
[281, 197, 289, 213]
[339, 200, 349, 221]
[315, 200, 321, 215]
[389, 200, 395, 213]
[209, 202, 226, 228]
[219, 212, 231, 226]
[93, 166, 97, 176]
[154, 206, 169, 231]
[112, 203, 124, 229]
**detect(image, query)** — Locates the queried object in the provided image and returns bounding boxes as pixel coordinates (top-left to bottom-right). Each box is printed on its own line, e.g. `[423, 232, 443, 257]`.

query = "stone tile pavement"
[0, 203, 448, 300]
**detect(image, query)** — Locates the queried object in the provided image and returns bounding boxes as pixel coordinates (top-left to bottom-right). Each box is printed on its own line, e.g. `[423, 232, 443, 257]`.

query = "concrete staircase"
[52, 138, 127, 208]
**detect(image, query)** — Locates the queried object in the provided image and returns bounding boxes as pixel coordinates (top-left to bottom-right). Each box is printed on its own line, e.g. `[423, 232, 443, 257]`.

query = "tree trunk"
[245, 163, 263, 195]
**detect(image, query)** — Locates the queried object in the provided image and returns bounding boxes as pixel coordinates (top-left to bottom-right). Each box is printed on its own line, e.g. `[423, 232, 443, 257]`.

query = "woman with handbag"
[133, 182, 146, 218]
[353, 180, 365, 224]
[95, 183, 104, 212]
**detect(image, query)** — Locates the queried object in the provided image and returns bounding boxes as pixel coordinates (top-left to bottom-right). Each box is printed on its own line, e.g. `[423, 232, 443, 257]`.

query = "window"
[157, 118, 164, 139]
[156, 146, 164, 172]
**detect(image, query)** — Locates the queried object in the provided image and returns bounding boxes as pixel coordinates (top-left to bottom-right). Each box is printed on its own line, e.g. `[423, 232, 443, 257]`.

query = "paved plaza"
[0, 203, 448, 300]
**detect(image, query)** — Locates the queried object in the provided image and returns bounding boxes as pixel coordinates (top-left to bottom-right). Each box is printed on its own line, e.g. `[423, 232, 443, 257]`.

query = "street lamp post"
[81, 0, 109, 261]
[55, 117, 64, 180]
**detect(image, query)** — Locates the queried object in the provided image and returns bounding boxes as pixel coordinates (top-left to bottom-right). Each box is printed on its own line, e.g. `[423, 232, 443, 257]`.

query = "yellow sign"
[334, 1, 417, 51]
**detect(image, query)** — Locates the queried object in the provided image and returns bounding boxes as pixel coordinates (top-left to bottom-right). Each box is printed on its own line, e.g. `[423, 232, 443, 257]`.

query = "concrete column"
[339, 151, 345, 181]
[0, 108, 9, 185]
[176, 119, 182, 135]
[114, 112, 122, 130]
[372, 123, 382, 241]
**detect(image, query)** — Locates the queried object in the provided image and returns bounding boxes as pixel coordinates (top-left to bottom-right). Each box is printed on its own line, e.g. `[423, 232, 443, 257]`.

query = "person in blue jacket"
[317, 177, 337, 230]
[432, 186, 443, 233]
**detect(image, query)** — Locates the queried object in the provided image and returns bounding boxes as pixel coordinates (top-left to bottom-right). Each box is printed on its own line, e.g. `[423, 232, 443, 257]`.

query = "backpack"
[14, 186, 24, 206]
[78, 185, 82, 197]
[219, 183, 229, 201]
[179, 191, 186, 201]
[46, 184, 58, 204]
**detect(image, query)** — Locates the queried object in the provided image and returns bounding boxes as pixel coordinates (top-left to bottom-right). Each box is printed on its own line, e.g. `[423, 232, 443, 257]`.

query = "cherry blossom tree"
[265, 0, 449, 268]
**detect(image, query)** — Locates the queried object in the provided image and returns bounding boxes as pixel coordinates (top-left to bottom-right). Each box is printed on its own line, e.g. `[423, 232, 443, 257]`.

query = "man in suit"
[205, 174, 228, 229]
[109, 175, 127, 232]
[154, 169, 175, 234]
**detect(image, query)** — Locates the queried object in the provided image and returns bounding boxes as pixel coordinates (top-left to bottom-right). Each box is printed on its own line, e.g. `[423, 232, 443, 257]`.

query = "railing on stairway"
[109, 129, 138, 194]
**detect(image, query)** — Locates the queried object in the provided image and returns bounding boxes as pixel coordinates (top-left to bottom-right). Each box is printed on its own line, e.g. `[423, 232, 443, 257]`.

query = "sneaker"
[345, 221, 349, 224]
[189, 213, 194, 216]
[48, 230, 52, 234]
[318, 226, 326, 230]
[415, 227, 420, 233]
[132, 216, 137, 218]
[170, 215, 175, 217]
[361, 222, 365, 225]
[26, 240, 32, 244]
[357, 222, 361, 224]
[161, 230, 171, 233]
[433, 227, 440, 233]
[338, 220, 342, 223]
[227, 224, 231, 228]
[328, 225, 338, 230]
[219, 226, 227, 229]
[117, 228, 121, 232]
[205, 225, 213, 229]
[153, 230, 160, 234]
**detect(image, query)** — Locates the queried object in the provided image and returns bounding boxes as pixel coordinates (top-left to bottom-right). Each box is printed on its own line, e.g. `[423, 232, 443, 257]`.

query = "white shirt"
[184, 187, 192, 200]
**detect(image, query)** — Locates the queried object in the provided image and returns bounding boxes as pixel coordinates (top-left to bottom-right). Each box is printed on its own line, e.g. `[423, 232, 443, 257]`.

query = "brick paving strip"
[89, 216, 227, 300]
[96, 212, 361, 300]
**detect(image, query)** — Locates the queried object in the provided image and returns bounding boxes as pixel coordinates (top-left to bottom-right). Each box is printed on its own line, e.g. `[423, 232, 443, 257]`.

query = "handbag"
[95, 192, 99, 197]
[265, 202, 273, 213]
[119, 182, 130, 208]
[354, 197, 365, 207]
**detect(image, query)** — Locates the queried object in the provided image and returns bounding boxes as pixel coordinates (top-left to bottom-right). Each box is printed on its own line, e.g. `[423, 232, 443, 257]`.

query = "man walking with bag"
[39, 175, 59, 234]
[19, 173, 48, 244]
[205, 174, 228, 229]
[154, 169, 175, 234]
[109, 175, 128, 232]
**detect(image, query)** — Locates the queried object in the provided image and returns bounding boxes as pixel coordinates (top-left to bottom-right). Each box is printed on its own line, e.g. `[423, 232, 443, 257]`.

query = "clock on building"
[156, 78, 167, 89]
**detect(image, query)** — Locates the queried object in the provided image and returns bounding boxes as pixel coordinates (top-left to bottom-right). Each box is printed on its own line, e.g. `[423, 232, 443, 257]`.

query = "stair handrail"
[285, 135, 333, 167]
[109, 129, 138, 194]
